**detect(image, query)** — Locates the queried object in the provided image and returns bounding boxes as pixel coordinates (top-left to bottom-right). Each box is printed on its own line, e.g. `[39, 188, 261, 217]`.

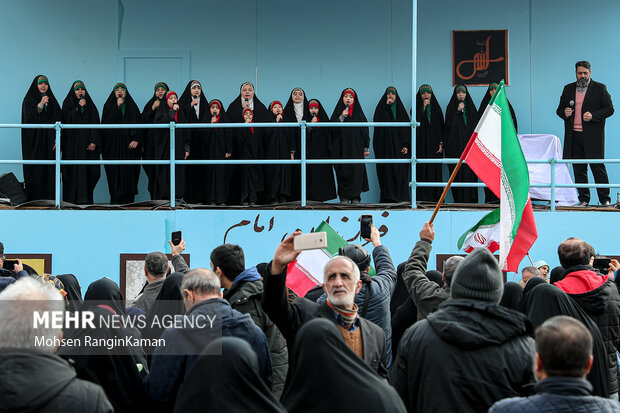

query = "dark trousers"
[571, 131, 610, 204]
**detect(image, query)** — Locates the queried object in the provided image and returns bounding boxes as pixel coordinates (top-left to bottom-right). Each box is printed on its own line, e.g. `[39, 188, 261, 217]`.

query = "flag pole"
[526, 253, 535, 266]
[429, 159, 464, 224]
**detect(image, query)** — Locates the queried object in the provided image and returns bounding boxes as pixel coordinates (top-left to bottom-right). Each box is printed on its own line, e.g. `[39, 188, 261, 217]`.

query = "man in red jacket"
[555, 237, 620, 399]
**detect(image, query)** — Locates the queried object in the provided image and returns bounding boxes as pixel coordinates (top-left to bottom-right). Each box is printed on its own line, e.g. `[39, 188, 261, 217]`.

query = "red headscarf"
[342, 88, 355, 117]
[243, 108, 254, 133]
[209, 99, 222, 123]
[166, 91, 179, 122]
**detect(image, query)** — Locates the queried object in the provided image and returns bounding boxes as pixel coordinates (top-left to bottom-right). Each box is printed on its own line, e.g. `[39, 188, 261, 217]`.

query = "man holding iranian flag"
[455, 81, 538, 272]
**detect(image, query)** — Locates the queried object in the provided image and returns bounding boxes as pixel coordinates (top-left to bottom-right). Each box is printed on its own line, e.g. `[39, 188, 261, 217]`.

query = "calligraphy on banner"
[452, 30, 508, 86]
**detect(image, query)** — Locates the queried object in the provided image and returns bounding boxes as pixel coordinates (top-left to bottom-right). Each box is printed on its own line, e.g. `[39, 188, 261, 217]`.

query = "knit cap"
[450, 248, 503, 303]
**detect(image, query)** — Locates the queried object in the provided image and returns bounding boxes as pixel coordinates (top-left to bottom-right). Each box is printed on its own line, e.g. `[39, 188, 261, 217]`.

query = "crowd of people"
[21, 75, 522, 206]
[1, 222, 620, 412]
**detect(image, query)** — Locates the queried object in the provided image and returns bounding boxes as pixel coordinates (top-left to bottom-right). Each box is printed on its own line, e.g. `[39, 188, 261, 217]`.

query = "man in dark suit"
[557, 60, 614, 207]
[261, 231, 388, 379]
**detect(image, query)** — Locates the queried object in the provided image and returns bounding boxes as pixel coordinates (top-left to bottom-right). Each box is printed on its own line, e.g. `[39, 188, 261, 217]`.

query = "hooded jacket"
[391, 299, 535, 413]
[0, 349, 113, 413]
[555, 266, 620, 395]
[224, 267, 288, 398]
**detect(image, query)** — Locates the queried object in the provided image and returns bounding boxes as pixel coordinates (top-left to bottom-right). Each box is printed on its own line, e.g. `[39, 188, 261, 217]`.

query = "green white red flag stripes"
[458, 81, 538, 272]
[457, 208, 500, 253]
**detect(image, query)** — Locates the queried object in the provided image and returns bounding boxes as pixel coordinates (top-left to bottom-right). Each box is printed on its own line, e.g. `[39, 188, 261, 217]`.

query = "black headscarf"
[517, 277, 548, 313]
[526, 283, 611, 397]
[61, 80, 100, 126]
[178, 80, 209, 122]
[226, 82, 269, 123]
[102, 83, 141, 126]
[391, 261, 410, 314]
[141, 82, 169, 122]
[173, 337, 286, 413]
[550, 266, 566, 285]
[478, 82, 518, 133]
[444, 84, 478, 158]
[82, 277, 126, 315]
[330, 87, 368, 123]
[56, 273, 82, 312]
[281, 318, 407, 413]
[499, 281, 523, 310]
[283, 87, 311, 123]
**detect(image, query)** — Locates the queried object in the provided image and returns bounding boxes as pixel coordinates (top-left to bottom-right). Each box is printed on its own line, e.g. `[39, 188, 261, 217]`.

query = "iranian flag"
[457, 81, 538, 272]
[285, 220, 376, 296]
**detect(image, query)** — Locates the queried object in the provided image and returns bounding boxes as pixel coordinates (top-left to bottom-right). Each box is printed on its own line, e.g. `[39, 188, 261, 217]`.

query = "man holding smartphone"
[0, 242, 28, 291]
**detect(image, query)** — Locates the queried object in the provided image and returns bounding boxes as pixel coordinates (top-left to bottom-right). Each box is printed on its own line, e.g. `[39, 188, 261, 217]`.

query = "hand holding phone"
[171, 231, 182, 246]
[293, 232, 327, 251]
[360, 215, 373, 239]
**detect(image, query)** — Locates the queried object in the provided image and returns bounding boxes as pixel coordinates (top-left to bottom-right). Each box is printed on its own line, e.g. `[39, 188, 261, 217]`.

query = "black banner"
[453, 30, 508, 86]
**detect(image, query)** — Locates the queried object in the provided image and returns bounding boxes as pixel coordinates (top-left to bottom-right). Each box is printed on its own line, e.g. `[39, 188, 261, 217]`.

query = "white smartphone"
[293, 232, 327, 251]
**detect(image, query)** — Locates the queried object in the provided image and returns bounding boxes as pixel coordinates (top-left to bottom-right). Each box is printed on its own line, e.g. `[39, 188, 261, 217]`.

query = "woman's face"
[241, 84, 254, 100]
[386, 92, 396, 104]
[421, 91, 431, 100]
[342, 92, 354, 106]
[115, 88, 126, 99]
[292, 89, 304, 103]
[539, 265, 549, 278]
[155, 87, 167, 99]
[309, 106, 319, 116]
[191, 85, 201, 97]
[167, 94, 178, 107]
[456, 91, 467, 101]
[243, 110, 253, 122]
[489, 87, 497, 97]
[37, 82, 49, 94]
[271, 104, 283, 115]
[210, 104, 220, 116]
[74, 87, 85, 98]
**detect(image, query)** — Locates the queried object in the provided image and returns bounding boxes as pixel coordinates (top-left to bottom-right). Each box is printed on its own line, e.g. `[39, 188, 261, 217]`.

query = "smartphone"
[593, 257, 611, 274]
[171, 231, 182, 246]
[360, 215, 373, 239]
[2, 259, 17, 270]
[294, 232, 327, 251]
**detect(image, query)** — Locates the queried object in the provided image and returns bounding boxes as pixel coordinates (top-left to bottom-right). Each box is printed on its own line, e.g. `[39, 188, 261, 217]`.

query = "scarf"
[167, 91, 178, 122]
[326, 299, 359, 330]
[425, 104, 431, 124]
[293, 102, 304, 122]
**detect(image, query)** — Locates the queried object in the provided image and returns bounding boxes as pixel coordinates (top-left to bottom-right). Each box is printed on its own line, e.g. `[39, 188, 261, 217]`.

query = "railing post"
[410, 121, 417, 208]
[550, 157, 556, 212]
[170, 122, 176, 208]
[54, 122, 62, 208]
[301, 121, 307, 207]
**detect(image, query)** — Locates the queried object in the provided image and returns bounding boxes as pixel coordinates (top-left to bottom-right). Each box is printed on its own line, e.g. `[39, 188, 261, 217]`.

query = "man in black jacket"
[490, 316, 620, 412]
[391, 247, 535, 412]
[262, 231, 388, 379]
[556, 60, 614, 206]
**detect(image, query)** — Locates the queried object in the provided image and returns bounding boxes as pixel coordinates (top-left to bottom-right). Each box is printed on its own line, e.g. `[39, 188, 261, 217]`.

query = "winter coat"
[490, 377, 620, 413]
[555, 266, 620, 395]
[402, 239, 450, 320]
[391, 299, 535, 412]
[317, 244, 397, 371]
[0, 349, 113, 413]
[224, 267, 288, 398]
[145, 298, 272, 410]
[262, 262, 389, 379]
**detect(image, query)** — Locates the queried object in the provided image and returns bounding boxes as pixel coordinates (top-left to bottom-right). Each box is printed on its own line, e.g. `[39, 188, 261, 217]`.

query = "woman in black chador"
[330, 88, 370, 204]
[140, 82, 168, 199]
[445, 84, 478, 204]
[152, 90, 190, 201]
[101, 83, 141, 204]
[21, 75, 62, 201]
[373, 86, 411, 203]
[231, 108, 264, 205]
[178, 80, 209, 203]
[283, 87, 311, 201]
[478, 82, 518, 204]
[205, 99, 233, 205]
[263, 100, 292, 204]
[415, 84, 444, 202]
[61, 80, 101, 204]
[306, 99, 337, 201]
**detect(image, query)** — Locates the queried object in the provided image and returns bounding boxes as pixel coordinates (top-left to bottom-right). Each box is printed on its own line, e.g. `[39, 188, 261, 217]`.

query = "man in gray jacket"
[317, 224, 397, 371]
[131, 251, 169, 313]
[402, 221, 463, 320]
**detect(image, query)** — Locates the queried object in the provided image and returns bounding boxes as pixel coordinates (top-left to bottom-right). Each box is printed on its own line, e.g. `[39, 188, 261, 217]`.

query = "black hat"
[450, 248, 503, 303]
[338, 244, 371, 272]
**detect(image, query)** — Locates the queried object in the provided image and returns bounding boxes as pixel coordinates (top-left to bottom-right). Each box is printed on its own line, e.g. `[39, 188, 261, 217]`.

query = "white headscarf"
[292, 88, 304, 122]
[241, 82, 255, 110]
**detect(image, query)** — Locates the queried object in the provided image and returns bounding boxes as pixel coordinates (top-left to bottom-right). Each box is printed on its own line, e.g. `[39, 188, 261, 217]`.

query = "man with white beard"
[262, 231, 388, 379]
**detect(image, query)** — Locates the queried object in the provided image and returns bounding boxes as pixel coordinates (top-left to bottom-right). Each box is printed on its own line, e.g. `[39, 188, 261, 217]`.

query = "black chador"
[330, 88, 370, 203]
[373, 86, 411, 203]
[21, 75, 62, 201]
[152, 91, 190, 201]
[415, 84, 444, 202]
[305, 99, 337, 201]
[178, 80, 209, 203]
[445, 84, 478, 204]
[263, 101, 292, 204]
[61, 80, 101, 204]
[140, 82, 168, 199]
[204, 99, 233, 205]
[101, 83, 141, 204]
[282, 87, 311, 201]
[231, 108, 264, 205]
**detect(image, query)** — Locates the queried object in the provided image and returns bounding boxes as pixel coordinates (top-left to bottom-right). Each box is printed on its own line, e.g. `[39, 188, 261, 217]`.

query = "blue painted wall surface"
[2, 0, 619, 203]
[0, 209, 616, 288]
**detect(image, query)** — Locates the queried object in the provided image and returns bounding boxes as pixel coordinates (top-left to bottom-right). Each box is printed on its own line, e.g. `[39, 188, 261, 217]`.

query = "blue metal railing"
[1, 121, 617, 211]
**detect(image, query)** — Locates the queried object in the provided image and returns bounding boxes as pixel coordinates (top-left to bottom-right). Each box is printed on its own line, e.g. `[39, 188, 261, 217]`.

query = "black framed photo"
[452, 30, 508, 86]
